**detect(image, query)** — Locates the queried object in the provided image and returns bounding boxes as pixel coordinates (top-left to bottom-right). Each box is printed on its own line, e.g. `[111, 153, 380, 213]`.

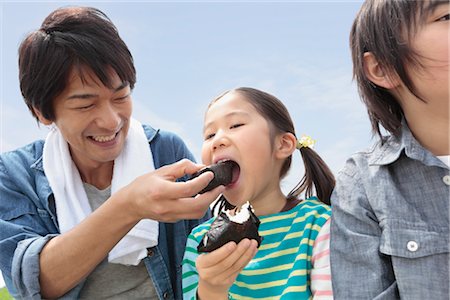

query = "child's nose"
[212, 131, 228, 151]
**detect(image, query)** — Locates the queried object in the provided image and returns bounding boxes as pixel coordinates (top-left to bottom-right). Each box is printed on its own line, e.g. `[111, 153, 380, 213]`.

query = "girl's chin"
[223, 195, 246, 208]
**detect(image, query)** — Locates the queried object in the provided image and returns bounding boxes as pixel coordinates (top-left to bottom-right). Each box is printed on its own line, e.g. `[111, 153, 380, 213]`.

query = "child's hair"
[209, 87, 335, 206]
[350, 0, 444, 138]
[18, 6, 136, 122]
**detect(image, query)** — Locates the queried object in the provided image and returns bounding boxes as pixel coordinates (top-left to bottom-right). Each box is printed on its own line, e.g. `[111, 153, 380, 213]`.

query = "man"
[0, 6, 223, 299]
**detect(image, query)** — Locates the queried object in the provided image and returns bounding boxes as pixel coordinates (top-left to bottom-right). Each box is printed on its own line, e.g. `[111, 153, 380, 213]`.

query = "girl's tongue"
[230, 161, 240, 185]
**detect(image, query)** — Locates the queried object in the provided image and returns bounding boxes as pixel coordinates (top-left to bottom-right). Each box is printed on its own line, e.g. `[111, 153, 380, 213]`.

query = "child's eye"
[230, 123, 244, 129]
[204, 133, 215, 140]
[436, 14, 449, 22]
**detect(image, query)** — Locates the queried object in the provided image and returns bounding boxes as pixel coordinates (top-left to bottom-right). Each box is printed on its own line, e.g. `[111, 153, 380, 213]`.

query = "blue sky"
[0, 0, 369, 288]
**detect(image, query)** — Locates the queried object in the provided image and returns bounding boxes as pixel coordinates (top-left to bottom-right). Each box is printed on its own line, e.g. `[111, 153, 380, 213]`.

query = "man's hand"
[124, 159, 224, 222]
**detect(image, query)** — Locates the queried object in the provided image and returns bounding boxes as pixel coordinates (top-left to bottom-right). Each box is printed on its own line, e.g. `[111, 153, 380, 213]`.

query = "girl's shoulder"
[297, 197, 331, 216]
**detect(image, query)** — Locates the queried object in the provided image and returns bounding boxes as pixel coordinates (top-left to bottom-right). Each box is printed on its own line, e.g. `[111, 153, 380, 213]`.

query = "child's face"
[202, 92, 281, 207]
[401, 3, 449, 111]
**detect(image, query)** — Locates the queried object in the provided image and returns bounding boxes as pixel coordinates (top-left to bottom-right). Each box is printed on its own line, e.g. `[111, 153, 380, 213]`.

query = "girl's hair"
[19, 6, 136, 122]
[210, 87, 335, 206]
[351, 0, 445, 139]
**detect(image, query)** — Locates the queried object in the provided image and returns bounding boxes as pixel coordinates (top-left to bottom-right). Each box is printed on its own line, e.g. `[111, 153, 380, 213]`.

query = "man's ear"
[275, 132, 296, 159]
[363, 52, 400, 89]
[32, 107, 53, 125]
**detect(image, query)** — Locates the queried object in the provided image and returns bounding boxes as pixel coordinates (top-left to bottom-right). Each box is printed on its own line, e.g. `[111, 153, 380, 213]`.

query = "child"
[182, 87, 335, 299]
[330, 0, 449, 299]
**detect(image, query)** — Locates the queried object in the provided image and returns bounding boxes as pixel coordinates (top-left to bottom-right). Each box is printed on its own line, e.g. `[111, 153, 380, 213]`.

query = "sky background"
[0, 0, 370, 289]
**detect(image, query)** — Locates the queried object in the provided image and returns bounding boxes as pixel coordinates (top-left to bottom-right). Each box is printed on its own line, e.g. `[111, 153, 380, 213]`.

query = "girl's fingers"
[226, 239, 258, 274]
[197, 239, 258, 282]
[197, 241, 238, 269]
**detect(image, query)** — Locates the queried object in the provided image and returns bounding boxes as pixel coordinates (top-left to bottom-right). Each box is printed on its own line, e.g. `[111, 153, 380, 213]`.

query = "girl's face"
[202, 92, 282, 208]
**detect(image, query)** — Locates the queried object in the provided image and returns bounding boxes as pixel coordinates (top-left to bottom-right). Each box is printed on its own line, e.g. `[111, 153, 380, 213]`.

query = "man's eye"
[115, 94, 130, 101]
[77, 104, 93, 110]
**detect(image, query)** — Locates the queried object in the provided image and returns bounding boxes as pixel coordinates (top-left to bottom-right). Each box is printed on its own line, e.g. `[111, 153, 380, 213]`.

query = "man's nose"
[96, 103, 121, 130]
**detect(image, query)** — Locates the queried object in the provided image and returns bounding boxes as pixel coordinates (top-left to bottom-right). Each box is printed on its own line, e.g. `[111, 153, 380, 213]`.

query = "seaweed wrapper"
[197, 206, 262, 253]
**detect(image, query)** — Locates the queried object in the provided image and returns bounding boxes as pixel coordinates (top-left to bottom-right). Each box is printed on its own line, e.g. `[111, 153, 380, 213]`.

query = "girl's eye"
[230, 123, 244, 129]
[436, 14, 449, 21]
[204, 133, 215, 140]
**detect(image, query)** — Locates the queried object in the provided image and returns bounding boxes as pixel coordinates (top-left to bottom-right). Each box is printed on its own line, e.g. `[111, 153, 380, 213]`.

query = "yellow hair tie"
[296, 135, 315, 149]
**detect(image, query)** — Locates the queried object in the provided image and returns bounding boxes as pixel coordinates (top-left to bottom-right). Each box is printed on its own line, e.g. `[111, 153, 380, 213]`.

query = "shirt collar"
[369, 121, 446, 168]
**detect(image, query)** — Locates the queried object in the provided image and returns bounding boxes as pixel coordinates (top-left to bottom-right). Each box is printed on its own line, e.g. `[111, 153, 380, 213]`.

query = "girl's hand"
[196, 238, 259, 300]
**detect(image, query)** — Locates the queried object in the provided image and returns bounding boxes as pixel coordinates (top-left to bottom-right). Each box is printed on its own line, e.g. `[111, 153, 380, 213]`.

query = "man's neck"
[76, 161, 114, 190]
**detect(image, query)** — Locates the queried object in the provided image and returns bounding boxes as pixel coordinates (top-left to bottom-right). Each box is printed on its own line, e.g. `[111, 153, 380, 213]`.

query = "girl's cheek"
[201, 145, 212, 164]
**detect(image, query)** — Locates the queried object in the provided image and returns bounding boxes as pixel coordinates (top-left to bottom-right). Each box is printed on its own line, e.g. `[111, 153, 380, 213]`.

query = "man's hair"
[18, 6, 136, 121]
[350, 0, 444, 138]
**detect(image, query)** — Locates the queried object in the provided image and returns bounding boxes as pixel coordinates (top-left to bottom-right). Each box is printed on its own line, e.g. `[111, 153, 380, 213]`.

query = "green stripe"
[182, 282, 198, 294]
[182, 270, 197, 279]
[182, 258, 196, 268]
[185, 246, 198, 254]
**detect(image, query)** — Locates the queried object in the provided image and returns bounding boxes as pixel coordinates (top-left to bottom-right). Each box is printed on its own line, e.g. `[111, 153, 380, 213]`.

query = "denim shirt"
[330, 122, 449, 300]
[0, 125, 211, 300]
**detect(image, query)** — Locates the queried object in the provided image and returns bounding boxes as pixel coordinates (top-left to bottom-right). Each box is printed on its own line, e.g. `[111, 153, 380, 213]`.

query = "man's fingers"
[157, 159, 206, 180]
[153, 185, 224, 222]
[161, 171, 217, 199]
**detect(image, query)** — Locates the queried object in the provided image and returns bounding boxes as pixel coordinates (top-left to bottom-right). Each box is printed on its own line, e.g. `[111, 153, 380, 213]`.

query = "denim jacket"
[330, 122, 449, 300]
[0, 125, 211, 300]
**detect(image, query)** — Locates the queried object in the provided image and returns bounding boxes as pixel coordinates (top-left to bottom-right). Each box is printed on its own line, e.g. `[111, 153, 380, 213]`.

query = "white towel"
[43, 118, 158, 266]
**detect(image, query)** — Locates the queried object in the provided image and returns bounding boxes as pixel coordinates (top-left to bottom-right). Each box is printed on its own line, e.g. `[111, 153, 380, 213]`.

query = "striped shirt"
[182, 198, 332, 300]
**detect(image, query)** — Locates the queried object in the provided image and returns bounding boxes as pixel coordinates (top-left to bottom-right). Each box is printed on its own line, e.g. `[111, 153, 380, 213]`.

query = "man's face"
[38, 66, 133, 171]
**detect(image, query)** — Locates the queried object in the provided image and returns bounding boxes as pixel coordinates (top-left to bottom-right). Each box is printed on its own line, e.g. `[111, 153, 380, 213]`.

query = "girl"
[182, 87, 335, 299]
[330, 0, 449, 299]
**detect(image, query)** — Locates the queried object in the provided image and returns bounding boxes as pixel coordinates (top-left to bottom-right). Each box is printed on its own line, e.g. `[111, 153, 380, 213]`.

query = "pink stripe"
[311, 274, 331, 280]
[314, 233, 330, 243]
[314, 290, 333, 296]
[311, 249, 330, 264]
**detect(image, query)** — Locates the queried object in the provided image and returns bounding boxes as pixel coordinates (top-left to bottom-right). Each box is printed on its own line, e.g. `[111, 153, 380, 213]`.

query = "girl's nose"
[212, 130, 228, 151]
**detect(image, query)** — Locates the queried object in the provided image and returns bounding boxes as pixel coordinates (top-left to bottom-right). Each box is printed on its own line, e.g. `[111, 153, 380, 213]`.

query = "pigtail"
[287, 147, 335, 205]
[211, 87, 336, 208]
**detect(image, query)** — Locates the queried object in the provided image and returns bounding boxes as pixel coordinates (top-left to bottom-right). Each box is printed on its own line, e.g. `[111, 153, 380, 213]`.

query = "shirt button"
[147, 248, 154, 257]
[407, 241, 419, 252]
[163, 291, 169, 299]
[443, 175, 450, 186]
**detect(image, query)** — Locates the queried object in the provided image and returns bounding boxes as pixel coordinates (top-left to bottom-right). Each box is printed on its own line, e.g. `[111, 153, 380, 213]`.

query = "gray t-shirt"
[79, 183, 158, 299]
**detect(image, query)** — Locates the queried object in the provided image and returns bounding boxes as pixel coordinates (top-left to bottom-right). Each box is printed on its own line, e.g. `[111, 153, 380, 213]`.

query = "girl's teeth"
[92, 134, 115, 142]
